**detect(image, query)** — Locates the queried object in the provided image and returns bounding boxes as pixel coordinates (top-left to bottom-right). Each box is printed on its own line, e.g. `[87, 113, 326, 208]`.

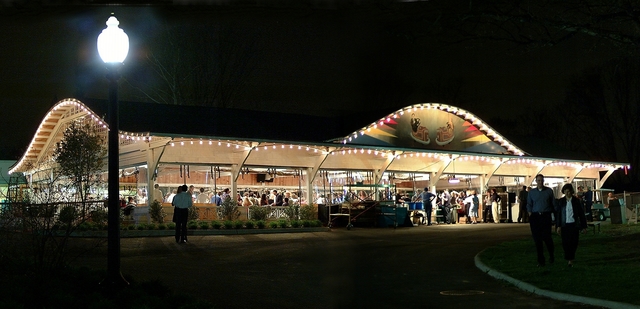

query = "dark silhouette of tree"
[560, 57, 640, 189]
[426, 0, 640, 54]
[125, 22, 258, 108]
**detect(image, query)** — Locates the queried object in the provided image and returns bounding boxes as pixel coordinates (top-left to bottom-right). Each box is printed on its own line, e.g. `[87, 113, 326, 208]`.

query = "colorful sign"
[347, 108, 510, 154]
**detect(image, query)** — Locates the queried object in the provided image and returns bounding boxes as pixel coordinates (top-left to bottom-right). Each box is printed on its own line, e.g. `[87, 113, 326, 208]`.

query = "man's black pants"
[529, 212, 554, 265]
[174, 207, 189, 242]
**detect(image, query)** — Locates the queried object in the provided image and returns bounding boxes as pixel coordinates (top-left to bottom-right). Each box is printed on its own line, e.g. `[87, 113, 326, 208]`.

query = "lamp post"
[97, 14, 129, 287]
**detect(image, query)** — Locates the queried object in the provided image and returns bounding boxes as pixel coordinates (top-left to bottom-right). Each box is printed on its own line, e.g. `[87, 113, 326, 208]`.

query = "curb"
[69, 227, 329, 238]
[474, 250, 640, 309]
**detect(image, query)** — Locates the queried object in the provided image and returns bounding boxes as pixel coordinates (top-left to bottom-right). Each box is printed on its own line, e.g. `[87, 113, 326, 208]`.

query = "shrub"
[220, 196, 241, 221]
[198, 221, 210, 229]
[223, 220, 234, 229]
[57, 205, 78, 226]
[127, 224, 136, 230]
[149, 200, 166, 223]
[77, 221, 93, 231]
[136, 224, 146, 230]
[211, 221, 222, 229]
[278, 220, 289, 228]
[233, 220, 244, 229]
[90, 208, 108, 226]
[187, 220, 198, 229]
[249, 205, 271, 221]
[300, 220, 310, 227]
[167, 222, 176, 229]
[146, 223, 158, 230]
[256, 220, 266, 229]
[157, 223, 167, 230]
[245, 221, 255, 229]
[269, 221, 279, 229]
[313, 219, 322, 227]
[291, 220, 301, 228]
[299, 204, 316, 220]
[284, 204, 300, 220]
[188, 206, 200, 221]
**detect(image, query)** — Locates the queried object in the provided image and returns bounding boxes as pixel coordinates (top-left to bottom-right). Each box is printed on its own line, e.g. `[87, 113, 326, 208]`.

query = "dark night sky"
[0, 2, 620, 160]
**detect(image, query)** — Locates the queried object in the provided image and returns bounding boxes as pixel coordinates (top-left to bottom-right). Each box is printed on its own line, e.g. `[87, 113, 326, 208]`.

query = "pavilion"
[9, 98, 628, 211]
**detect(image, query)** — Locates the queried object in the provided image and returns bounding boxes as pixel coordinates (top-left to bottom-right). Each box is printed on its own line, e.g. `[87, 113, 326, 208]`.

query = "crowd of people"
[151, 185, 305, 207]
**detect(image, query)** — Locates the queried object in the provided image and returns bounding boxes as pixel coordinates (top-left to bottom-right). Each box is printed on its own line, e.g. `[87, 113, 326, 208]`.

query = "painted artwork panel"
[347, 108, 509, 154]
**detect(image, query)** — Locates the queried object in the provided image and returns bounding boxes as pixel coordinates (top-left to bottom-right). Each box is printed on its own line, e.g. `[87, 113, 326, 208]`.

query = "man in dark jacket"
[527, 174, 555, 267]
[272, 190, 284, 206]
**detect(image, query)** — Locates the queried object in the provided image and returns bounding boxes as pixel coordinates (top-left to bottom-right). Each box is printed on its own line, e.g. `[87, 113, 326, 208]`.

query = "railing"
[0, 201, 109, 230]
[160, 204, 294, 221]
[1, 201, 106, 217]
[264, 206, 291, 220]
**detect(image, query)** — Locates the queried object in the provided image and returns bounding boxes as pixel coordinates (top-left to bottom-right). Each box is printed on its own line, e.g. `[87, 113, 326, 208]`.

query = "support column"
[306, 167, 314, 205]
[230, 164, 239, 201]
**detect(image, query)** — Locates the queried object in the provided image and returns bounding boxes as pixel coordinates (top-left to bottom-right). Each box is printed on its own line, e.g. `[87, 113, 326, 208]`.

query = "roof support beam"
[231, 143, 255, 182]
[482, 160, 503, 190]
[308, 149, 333, 183]
[375, 153, 398, 184]
[566, 166, 585, 184]
[146, 137, 172, 182]
[431, 158, 452, 186]
[598, 169, 616, 189]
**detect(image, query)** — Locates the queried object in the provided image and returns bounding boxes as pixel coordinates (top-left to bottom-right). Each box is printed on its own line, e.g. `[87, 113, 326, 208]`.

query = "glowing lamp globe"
[97, 16, 129, 63]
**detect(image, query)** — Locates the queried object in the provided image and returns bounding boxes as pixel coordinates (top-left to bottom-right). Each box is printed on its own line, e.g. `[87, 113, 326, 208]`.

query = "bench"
[587, 222, 601, 234]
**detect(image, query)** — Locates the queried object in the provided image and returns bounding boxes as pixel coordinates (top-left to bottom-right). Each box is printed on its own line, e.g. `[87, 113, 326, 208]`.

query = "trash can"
[609, 199, 625, 224]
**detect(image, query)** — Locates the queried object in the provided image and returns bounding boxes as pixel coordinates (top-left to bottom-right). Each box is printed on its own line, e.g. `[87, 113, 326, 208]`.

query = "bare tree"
[124, 22, 258, 108]
[414, 0, 639, 53]
[560, 57, 640, 188]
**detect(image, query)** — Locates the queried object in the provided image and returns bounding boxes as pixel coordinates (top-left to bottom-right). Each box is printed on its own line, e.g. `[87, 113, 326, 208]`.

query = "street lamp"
[97, 14, 129, 287]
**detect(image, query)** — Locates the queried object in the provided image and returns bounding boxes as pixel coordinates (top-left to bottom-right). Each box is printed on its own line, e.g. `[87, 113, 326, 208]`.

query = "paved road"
[75, 223, 602, 309]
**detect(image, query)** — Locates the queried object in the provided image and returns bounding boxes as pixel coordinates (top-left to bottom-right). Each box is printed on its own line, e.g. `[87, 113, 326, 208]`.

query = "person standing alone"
[153, 184, 164, 203]
[517, 186, 529, 223]
[527, 174, 555, 267]
[420, 187, 436, 226]
[490, 189, 501, 223]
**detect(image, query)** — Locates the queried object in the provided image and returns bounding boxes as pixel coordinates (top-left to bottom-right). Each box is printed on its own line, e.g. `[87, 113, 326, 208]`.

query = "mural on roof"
[346, 107, 511, 154]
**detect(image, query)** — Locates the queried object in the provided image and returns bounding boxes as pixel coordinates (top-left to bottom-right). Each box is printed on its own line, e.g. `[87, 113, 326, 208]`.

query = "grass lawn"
[479, 223, 640, 305]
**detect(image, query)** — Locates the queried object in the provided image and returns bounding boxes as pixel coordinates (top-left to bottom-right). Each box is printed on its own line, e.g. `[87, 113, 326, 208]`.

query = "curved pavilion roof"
[10, 98, 628, 188]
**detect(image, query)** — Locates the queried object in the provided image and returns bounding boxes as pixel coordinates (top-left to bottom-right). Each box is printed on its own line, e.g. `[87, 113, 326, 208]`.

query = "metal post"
[103, 64, 128, 287]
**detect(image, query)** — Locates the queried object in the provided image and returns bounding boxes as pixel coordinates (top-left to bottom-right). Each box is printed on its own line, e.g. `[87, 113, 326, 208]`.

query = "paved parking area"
[74, 224, 602, 309]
